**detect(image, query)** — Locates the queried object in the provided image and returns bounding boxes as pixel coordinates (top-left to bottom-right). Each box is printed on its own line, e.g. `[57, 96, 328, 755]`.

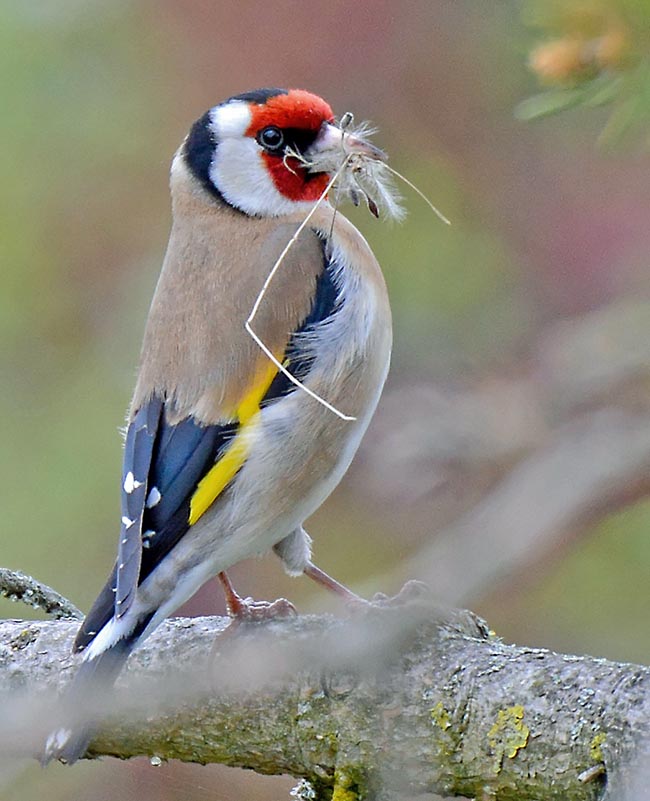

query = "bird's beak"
[303, 122, 387, 172]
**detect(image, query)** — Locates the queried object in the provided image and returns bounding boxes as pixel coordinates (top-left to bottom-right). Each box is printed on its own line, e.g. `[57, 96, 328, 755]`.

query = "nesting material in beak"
[309, 121, 389, 164]
[288, 118, 405, 220]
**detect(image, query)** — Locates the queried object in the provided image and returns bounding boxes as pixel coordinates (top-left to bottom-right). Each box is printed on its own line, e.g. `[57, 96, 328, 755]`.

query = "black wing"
[74, 407, 236, 651]
[116, 397, 162, 617]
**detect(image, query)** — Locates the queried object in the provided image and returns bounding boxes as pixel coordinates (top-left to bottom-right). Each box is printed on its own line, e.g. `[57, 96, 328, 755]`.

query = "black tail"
[42, 639, 133, 765]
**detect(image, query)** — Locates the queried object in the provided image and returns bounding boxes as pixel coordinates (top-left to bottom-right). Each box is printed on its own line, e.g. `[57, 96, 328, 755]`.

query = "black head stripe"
[183, 89, 290, 209]
[183, 110, 227, 203]
[227, 87, 288, 105]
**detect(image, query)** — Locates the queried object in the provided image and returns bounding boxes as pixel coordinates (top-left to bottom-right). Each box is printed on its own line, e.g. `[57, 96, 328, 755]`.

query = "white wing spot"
[142, 529, 156, 549]
[123, 471, 143, 494]
[146, 487, 161, 508]
[121, 516, 136, 529]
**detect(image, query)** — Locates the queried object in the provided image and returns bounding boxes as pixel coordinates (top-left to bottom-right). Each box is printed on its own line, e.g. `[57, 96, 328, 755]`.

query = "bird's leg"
[273, 527, 364, 606]
[217, 571, 296, 622]
[302, 562, 366, 605]
[303, 563, 431, 610]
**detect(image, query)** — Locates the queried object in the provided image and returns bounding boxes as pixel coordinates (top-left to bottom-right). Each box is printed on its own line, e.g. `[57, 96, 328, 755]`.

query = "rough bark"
[2, 596, 649, 800]
[0, 568, 82, 620]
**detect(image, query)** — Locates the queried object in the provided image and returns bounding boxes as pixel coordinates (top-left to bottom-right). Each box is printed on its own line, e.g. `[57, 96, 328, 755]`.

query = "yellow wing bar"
[188, 361, 279, 526]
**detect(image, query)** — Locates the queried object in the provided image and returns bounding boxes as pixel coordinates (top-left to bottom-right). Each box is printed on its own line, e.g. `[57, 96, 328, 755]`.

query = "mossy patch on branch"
[487, 705, 530, 773]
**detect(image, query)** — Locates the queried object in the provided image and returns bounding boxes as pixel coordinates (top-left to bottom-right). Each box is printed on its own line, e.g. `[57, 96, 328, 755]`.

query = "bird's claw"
[372, 579, 432, 606]
[344, 579, 432, 615]
[209, 595, 298, 675]
[226, 595, 297, 623]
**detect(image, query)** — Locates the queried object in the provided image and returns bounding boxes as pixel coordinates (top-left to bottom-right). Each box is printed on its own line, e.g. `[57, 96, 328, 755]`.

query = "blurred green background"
[3, 1, 650, 799]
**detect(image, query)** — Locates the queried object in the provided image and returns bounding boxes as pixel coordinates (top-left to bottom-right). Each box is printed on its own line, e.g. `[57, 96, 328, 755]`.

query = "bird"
[43, 87, 394, 764]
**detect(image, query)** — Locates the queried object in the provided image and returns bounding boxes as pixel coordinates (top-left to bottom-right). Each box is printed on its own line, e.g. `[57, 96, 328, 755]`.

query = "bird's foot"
[341, 579, 432, 617]
[225, 593, 297, 623]
[303, 562, 431, 612]
[209, 573, 297, 677]
[368, 579, 432, 607]
[218, 570, 296, 627]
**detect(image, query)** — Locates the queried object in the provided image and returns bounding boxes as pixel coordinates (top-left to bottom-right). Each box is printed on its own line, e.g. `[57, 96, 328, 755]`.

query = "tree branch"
[0, 567, 82, 620]
[2, 598, 649, 800]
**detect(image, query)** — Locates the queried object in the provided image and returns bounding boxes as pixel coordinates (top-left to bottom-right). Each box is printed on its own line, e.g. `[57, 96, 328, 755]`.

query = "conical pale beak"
[305, 122, 387, 169]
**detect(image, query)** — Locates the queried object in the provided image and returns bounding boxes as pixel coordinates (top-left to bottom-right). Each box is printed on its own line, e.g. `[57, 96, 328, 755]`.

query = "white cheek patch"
[207, 99, 318, 217]
[211, 137, 315, 218]
[210, 100, 252, 138]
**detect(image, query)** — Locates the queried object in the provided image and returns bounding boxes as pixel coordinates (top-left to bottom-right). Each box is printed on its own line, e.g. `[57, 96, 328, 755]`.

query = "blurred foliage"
[518, 0, 650, 145]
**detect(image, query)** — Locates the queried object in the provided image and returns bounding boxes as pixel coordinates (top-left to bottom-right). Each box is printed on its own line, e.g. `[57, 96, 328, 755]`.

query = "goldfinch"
[44, 88, 393, 764]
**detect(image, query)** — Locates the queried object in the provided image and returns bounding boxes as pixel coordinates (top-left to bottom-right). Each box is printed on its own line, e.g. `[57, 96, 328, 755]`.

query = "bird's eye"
[257, 126, 285, 152]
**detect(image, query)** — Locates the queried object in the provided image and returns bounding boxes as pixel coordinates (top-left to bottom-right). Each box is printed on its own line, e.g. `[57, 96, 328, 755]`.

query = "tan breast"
[132, 158, 328, 423]
[131, 155, 390, 428]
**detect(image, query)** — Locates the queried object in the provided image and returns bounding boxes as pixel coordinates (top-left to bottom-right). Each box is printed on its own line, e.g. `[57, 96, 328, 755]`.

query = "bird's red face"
[182, 88, 384, 217]
[245, 89, 335, 204]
